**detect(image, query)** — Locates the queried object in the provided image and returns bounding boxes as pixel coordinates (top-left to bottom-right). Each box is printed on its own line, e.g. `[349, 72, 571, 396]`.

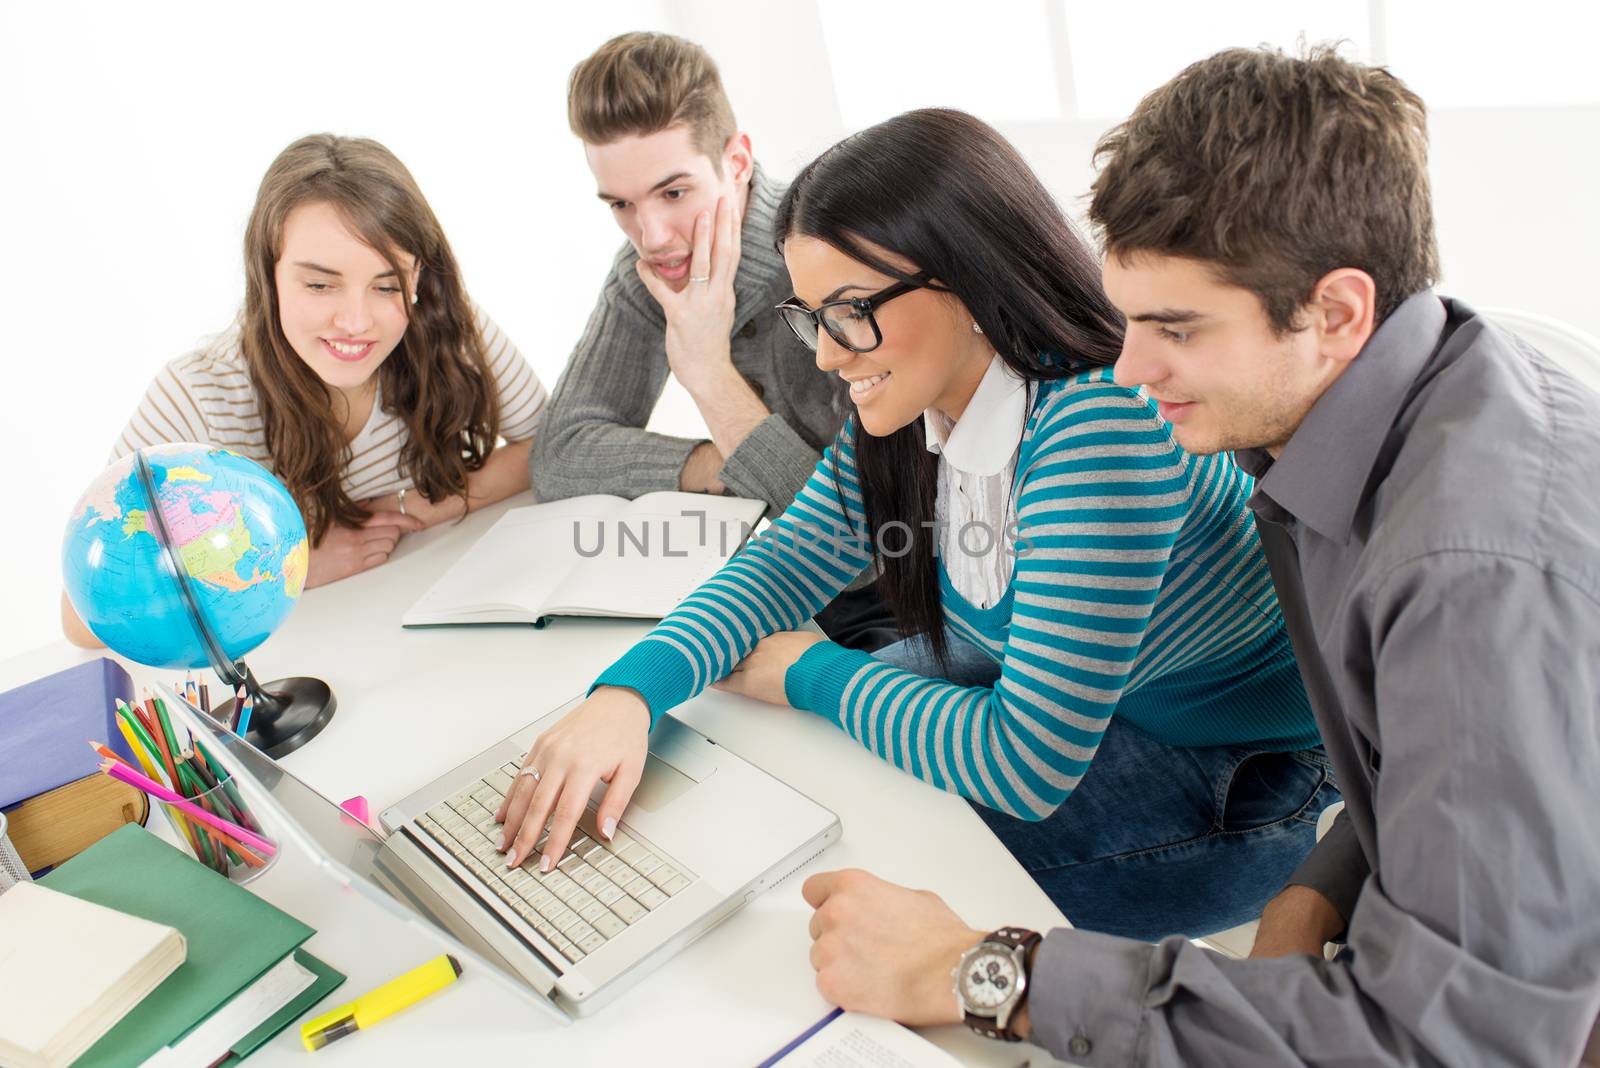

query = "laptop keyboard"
[415, 761, 695, 964]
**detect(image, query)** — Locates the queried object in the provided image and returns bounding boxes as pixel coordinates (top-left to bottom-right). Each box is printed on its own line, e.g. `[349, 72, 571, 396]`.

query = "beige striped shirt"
[112, 306, 548, 502]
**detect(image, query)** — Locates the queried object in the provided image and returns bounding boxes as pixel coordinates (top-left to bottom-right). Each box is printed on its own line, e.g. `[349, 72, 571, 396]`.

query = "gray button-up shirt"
[529, 168, 849, 516]
[1026, 293, 1600, 1066]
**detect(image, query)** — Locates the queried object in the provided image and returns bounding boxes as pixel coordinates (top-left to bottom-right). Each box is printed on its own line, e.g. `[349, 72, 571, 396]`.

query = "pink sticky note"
[339, 795, 371, 826]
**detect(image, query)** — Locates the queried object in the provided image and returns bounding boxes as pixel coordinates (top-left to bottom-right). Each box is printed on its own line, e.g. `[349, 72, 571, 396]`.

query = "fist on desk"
[712, 631, 828, 706]
[804, 869, 985, 1027]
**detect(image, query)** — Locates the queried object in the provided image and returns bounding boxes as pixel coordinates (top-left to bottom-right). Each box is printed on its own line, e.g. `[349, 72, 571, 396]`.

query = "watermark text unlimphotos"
[572, 510, 1033, 560]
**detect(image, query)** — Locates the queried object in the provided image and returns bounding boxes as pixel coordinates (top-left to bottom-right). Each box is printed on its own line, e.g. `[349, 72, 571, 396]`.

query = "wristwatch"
[953, 926, 1041, 1042]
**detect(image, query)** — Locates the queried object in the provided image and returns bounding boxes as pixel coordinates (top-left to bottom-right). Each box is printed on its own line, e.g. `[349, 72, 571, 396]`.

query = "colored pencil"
[190, 738, 251, 825]
[112, 716, 167, 794]
[183, 752, 249, 830]
[152, 697, 183, 764]
[187, 747, 217, 788]
[116, 703, 173, 787]
[180, 765, 240, 868]
[170, 755, 219, 867]
[147, 710, 181, 790]
[104, 758, 273, 854]
[89, 740, 134, 770]
[99, 761, 276, 855]
[111, 721, 193, 844]
[112, 714, 153, 773]
[120, 705, 207, 858]
[172, 758, 212, 805]
[235, 691, 255, 738]
[169, 746, 252, 869]
[128, 699, 159, 746]
[136, 695, 170, 755]
[168, 742, 232, 870]
[167, 765, 252, 871]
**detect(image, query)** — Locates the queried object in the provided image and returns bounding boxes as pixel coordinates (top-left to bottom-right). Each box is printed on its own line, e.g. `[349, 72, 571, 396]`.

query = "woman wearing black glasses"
[498, 109, 1337, 941]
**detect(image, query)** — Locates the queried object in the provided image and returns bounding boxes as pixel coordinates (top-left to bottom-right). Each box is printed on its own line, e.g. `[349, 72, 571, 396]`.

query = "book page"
[763, 1011, 964, 1068]
[143, 954, 316, 1068]
[540, 492, 765, 619]
[402, 496, 627, 624]
[0, 883, 186, 1066]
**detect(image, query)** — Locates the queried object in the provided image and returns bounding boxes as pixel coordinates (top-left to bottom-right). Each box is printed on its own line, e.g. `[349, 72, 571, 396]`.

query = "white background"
[3, 0, 1597, 657]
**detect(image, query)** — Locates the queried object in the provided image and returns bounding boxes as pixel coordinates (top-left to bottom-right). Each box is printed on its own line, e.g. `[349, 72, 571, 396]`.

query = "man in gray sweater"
[797, 47, 1600, 1067]
[532, 31, 895, 650]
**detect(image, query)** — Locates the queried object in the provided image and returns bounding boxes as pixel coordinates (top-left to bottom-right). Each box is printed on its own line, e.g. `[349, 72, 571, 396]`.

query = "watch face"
[959, 949, 1018, 1012]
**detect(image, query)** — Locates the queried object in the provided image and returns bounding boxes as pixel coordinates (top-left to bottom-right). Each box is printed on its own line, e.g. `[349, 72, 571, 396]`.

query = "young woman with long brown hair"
[63, 133, 547, 642]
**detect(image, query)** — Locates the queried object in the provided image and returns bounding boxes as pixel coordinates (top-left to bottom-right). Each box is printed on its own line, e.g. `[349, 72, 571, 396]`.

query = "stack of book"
[0, 882, 185, 1068]
[0, 824, 345, 1068]
[0, 660, 147, 875]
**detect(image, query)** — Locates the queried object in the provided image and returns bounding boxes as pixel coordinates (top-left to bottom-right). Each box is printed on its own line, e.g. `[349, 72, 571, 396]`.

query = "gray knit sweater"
[529, 170, 849, 517]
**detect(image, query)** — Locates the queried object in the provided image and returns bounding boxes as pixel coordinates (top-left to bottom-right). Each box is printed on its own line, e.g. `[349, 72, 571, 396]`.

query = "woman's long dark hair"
[775, 108, 1125, 665]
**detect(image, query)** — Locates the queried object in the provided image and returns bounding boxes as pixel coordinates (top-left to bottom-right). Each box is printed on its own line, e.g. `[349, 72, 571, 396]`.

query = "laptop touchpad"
[583, 717, 717, 813]
[590, 750, 706, 813]
[630, 755, 696, 812]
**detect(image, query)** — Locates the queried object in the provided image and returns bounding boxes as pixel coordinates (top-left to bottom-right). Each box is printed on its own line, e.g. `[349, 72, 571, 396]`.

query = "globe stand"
[213, 667, 337, 759]
[134, 452, 336, 758]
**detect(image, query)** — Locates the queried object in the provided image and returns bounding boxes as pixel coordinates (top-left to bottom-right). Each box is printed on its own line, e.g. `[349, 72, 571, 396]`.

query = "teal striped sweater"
[594, 368, 1317, 819]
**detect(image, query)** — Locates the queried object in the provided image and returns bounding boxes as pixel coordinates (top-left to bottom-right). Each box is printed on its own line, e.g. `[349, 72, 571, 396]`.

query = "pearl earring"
[972, 321, 983, 334]
[411, 291, 419, 306]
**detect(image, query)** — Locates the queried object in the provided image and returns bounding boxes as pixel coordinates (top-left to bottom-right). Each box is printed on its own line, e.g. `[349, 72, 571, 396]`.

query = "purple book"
[0, 658, 135, 808]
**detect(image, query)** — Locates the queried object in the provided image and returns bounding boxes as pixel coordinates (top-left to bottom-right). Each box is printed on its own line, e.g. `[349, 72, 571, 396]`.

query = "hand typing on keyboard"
[419, 755, 693, 964]
[495, 686, 652, 872]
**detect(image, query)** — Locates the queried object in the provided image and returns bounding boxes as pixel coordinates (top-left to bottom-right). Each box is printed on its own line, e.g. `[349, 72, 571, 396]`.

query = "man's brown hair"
[1089, 45, 1439, 332]
[568, 32, 737, 168]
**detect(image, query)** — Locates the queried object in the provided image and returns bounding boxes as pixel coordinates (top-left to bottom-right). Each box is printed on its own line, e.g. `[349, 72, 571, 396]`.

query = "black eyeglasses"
[774, 274, 942, 354]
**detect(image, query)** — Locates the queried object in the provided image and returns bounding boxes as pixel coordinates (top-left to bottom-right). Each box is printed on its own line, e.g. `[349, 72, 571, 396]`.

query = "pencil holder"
[150, 773, 279, 885]
[0, 811, 32, 895]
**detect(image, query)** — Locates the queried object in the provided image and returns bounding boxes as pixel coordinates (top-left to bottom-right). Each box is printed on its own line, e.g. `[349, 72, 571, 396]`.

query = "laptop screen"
[161, 688, 388, 879]
[159, 686, 567, 1007]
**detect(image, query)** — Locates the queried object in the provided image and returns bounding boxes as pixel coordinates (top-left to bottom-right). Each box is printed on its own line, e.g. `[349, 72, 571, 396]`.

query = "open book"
[402, 491, 767, 627]
[758, 1009, 965, 1068]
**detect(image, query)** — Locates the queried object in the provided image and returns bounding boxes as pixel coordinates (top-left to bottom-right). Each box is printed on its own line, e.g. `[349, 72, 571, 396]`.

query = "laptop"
[164, 690, 841, 1017]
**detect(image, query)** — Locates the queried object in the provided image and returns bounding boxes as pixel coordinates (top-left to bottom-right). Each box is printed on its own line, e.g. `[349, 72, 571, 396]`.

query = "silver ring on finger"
[689, 275, 710, 284]
[517, 765, 541, 783]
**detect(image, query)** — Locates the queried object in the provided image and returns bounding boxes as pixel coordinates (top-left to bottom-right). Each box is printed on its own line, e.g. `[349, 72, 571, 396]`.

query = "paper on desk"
[758, 1009, 964, 1068]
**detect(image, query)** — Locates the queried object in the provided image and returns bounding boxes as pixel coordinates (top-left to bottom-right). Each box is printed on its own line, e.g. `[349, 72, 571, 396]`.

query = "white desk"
[2, 494, 1070, 1067]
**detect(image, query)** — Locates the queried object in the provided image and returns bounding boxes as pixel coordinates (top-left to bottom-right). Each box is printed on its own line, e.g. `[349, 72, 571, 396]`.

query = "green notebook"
[39, 824, 344, 1067]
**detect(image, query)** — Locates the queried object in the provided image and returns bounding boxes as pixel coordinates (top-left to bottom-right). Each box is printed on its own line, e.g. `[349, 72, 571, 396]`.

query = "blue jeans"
[875, 632, 1341, 940]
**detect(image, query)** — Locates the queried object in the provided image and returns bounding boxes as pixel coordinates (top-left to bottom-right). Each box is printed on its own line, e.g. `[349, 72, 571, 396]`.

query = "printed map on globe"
[63, 443, 310, 668]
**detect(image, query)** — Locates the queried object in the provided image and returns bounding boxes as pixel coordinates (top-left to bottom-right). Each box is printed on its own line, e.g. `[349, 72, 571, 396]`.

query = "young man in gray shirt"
[797, 47, 1600, 1066]
[531, 32, 895, 650]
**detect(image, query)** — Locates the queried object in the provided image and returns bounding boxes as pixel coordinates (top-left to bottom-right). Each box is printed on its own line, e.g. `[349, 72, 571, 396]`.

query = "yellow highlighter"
[301, 954, 462, 1051]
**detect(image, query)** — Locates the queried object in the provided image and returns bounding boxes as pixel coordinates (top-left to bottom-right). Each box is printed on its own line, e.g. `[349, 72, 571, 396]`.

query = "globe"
[62, 443, 310, 669]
